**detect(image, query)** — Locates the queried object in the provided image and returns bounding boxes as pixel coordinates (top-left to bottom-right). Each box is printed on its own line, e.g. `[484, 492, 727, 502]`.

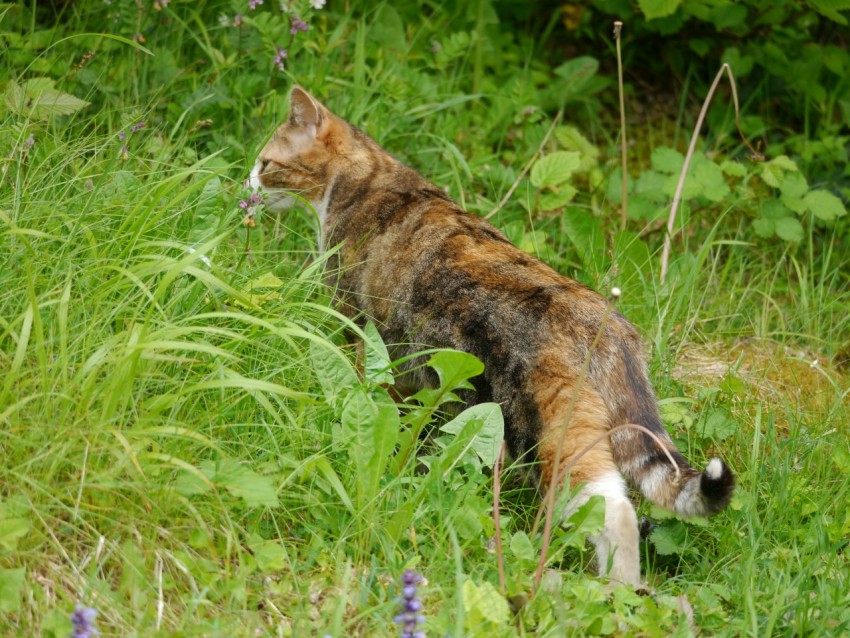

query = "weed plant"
[1, 1, 848, 636]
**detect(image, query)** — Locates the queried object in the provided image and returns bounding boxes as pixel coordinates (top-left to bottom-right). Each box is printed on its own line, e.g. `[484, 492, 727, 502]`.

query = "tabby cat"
[248, 86, 734, 586]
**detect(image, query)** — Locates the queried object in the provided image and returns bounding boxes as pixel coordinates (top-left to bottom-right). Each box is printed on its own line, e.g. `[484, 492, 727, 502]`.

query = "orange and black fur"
[248, 87, 734, 586]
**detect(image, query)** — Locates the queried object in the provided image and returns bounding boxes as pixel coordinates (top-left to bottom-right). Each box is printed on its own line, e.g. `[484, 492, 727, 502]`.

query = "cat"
[247, 86, 735, 586]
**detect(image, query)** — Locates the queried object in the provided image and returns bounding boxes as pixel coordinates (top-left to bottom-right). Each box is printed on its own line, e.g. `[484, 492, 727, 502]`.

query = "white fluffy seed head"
[611, 287, 621, 299]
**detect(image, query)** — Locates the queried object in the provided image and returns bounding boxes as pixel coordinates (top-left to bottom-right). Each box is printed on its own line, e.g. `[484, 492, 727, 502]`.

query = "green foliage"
[0, 0, 849, 635]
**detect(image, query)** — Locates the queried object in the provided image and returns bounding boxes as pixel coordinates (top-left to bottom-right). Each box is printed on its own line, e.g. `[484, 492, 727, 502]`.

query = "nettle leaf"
[774, 216, 805, 242]
[363, 321, 393, 385]
[650, 520, 688, 555]
[760, 155, 799, 188]
[693, 160, 730, 203]
[440, 402, 504, 468]
[804, 189, 847, 221]
[531, 151, 580, 188]
[720, 159, 747, 178]
[638, 0, 683, 20]
[554, 125, 600, 171]
[651, 146, 685, 174]
[4, 78, 90, 120]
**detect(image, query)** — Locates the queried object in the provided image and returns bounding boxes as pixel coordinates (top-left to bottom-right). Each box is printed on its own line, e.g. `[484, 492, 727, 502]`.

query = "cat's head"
[247, 86, 372, 212]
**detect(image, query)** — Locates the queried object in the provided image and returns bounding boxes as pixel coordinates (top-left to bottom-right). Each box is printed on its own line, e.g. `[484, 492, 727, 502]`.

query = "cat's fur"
[248, 87, 734, 586]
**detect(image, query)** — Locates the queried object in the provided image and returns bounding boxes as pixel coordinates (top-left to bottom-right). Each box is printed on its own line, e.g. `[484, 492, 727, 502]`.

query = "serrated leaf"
[804, 189, 847, 221]
[538, 186, 577, 211]
[751, 217, 775, 238]
[693, 160, 730, 202]
[30, 90, 90, 120]
[650, 521, 687, 555]
[0, 568, 25, 613]
[699, 409, 737, 440]
[720, 159, 747, 177]
[440, 402, 504, 467]
[774, 216, 804, 242]
[531, 151, 580, 188]
[651, 146, 685, 174]
[638, 0, 683, 20]
[760, 155, 799, 188]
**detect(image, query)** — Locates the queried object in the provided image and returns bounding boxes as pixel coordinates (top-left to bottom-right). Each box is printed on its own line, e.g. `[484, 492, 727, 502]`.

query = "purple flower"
[239, 191, 265, 227]
[290, 17, 309, 35]
[248, 0, 263, 9]
[24, 134, 35, 149]
[70, 605, 99, 638]
[274, 46, 287, 71]
[118, 130, 126, 141]
[130, 121, 145, 133]
[394, 570, 425, 638]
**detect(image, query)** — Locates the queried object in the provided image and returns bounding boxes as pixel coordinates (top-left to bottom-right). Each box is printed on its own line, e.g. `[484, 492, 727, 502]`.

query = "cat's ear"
[288, 86, 324, 136]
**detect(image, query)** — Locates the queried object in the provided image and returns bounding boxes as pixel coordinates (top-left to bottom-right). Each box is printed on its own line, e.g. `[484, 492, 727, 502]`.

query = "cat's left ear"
[288, 86, 324, 136]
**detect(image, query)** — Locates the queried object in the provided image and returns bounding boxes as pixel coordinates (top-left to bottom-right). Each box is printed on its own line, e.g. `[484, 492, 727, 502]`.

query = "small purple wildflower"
[290, 16, 309, 35]
[273, 46, 288, 71]
[118, 130, 126, 141]
[24, 134, 35, 150]
[130, 121, 145, 133]
[70, 605, 99, 638]
[248, 0, 263, 9]
[394, 570, 425, 638]
[239, 191, 265, 227]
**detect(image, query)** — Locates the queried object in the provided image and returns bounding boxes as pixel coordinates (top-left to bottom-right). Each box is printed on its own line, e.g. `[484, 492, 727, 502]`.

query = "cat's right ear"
[288, 86, 323, 137]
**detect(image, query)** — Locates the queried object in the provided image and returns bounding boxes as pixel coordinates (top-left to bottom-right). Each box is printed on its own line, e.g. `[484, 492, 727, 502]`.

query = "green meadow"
[1, 1, 848, 635]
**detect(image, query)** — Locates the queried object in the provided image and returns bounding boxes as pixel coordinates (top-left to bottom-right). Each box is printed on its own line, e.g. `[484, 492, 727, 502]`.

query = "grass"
[1, 1, 849, 636]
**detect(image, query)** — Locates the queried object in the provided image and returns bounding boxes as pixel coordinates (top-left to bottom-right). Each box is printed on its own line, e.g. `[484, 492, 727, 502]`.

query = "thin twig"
[614, 21, 628, 231]
[530, 422, 680, 594]
[659, 63, 758, 283]
[484, 110, 563, 220]
[493, 440, 507, 595]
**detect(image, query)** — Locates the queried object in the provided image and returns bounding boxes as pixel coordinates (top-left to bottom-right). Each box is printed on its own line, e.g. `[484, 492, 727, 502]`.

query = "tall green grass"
[2, 1, 849, 636]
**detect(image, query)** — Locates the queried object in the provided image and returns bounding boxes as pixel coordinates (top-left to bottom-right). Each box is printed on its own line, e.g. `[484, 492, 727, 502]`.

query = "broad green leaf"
[553, 57, 600, 98]
[804, 189, 847, 221]
[341, 386, 399, 507]
[699, 409, 737, 440]
[363, 321, 393, 385]
[0, 568, 25, 612]
[650, 521, 687, 555]
[453, 504, 484, 540]
[422, 350, 484, 402]
[440, 402, 504, 467]
[638, 0, 682, 20]
[720, 159, 747, 177]
[721, 46, 755, 76]
[760, 155, 799, 188]
[564, 494, 606, 541]
[538, 186, 577, 211]
[752, 217, 774, 238]
[201, 458, 279, 508]
[530, 151, 580, 188]
[309, 340, 358, 411]
[463, 579, 510, 627]
[693, 160, 730, 202]
[651, 146, 685, 174]
[774, 216, 804, 243]
[509, 531, 536, 562]
[0, 518, 30, 552]
[248, 534, 289, 571]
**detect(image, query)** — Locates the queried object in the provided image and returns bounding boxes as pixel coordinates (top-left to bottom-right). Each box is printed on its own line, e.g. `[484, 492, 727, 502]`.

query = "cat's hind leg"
[536, 382, 641, 587]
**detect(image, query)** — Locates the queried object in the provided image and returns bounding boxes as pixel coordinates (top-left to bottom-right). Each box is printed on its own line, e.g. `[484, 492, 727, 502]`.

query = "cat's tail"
[605, 347, 735, 518]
